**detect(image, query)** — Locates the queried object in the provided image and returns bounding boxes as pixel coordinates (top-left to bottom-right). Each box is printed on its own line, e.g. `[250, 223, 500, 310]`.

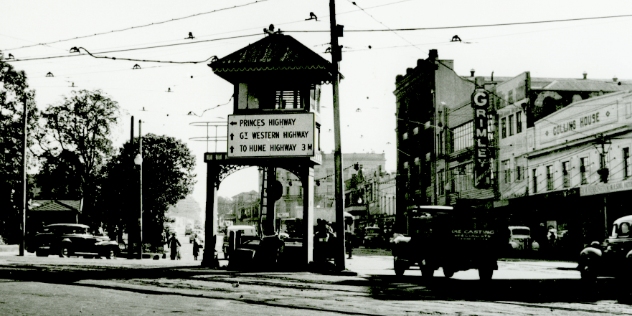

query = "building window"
[508, 114, 514, 136]
[501, 117, 507, 139]
[532, 169, 538, 193]
[438, 130, 444, 155]
[516, 111, 522, 133]
[502, 160, 510, 183]
[438, 170, 445, 195]
[546, 165, 554, 190]
[562, 161, 570, 188]
[624, 147, 630, 178]
[451, 163, 473, 193]
[515, 165, 522, 181]
[451, 122, 473, 152]
[580, 157, 589, 185]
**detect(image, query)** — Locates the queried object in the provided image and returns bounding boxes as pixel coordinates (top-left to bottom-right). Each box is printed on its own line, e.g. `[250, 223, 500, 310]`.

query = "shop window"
[546, 165, 554, 190]
[624, 147, 630, 178]
[501, 117, 507, 139]
[532, 169, 538, 193]
[450, 164, 473, 193]
[580, 157, 589, 184]
[516, 111, 522, 134]
[508, 114, 514, 136]
[562, 161, 570, 188]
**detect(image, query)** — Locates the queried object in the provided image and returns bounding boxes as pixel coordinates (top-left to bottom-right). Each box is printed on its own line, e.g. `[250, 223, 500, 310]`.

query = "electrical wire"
[5, 33, 261, 63]
[2, 1, 269, 51]
[284, 13, 632, 33]
[345, 0, 422, 51]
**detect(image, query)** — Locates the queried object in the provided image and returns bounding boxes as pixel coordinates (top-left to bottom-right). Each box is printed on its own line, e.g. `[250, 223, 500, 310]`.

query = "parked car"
[31, 223, 119, 259]
[184, 224, 193, 236]
[578, 215, 632, 281]
[508, 226, 539, 251]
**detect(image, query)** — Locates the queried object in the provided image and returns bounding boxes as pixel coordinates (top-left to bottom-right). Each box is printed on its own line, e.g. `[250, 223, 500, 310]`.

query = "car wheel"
[60, 245, 70, 258]
[580, 265, 597, 282]
[105, 247, 116, 259]
[36, 249, 48, 257]
[443, 267, 454, 278]
[478, 268, 493, 280]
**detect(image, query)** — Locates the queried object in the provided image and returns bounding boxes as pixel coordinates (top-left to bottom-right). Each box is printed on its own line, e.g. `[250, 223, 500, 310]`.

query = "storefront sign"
[472, 88, 491, 188]
[540, 104, 618, 144]
[580, 179, 632, 196]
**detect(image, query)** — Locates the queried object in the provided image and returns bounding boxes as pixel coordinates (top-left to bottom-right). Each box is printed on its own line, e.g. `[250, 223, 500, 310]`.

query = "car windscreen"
[511, 229, 530, 236]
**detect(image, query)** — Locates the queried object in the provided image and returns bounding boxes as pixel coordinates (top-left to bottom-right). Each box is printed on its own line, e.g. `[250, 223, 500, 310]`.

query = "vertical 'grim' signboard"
[472, 88, 491, 188]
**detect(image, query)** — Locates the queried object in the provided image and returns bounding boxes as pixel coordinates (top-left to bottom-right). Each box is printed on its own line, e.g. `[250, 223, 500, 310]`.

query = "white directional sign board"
[227, 113, 315, 158]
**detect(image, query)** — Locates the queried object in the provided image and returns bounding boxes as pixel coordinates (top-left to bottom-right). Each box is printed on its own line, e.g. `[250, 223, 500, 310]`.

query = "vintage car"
[508, 226, 539, 251]
[392, 205, 509, 280]
[222, 225, 258, 260]
[31, 223, 119, 259]
[362, 226, 383, 248]
[578, 215, 632, 280]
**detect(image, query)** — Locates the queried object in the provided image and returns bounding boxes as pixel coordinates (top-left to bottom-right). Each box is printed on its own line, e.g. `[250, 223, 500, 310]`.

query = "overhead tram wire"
[345, 0, 422, 51]
[2, 0, 269, 51]
[5, 33, 261, 63]
[284, 13, 632, 33]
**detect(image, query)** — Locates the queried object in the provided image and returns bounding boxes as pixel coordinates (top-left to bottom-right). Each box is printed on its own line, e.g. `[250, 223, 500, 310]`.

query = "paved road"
[2, 250, 631, 315]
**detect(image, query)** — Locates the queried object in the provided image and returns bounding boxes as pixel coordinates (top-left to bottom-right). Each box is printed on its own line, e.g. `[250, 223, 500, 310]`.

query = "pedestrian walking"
[345, 231, 354, 259]
[167, 233, 181, 260]
[193, 238, 201, 261]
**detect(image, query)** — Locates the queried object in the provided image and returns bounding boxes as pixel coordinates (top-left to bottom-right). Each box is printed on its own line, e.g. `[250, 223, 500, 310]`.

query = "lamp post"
[19, 84, 27, 256]
[133, 120, 143, 259]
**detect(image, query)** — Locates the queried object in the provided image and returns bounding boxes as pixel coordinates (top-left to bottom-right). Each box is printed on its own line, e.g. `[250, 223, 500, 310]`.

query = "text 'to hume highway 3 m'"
[227, 113, 316, 158]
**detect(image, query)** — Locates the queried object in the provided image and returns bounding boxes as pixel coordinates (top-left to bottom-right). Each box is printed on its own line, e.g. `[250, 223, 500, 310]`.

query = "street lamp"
[134, 119, 143, 259]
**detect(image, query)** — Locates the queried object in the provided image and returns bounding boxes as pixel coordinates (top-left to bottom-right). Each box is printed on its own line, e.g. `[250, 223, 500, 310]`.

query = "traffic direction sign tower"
[201, 31, 332, 268]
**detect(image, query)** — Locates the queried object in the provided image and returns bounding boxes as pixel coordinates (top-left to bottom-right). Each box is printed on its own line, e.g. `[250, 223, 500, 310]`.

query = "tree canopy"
[100, 133, 196, 248]
[36, 89, 120, 225]
[0, 60, 39, 243]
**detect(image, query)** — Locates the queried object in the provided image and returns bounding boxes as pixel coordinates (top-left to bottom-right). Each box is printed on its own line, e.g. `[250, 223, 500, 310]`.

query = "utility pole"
[19, 93, 27, 256]
[329, 0, 346, 271]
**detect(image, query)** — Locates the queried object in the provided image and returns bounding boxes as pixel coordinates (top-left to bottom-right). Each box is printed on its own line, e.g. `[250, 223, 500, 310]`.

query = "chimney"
[428, 49, 438, 61]
[582, 72, 587, 80]
[470, 69, 475, 77]
[613, 76, 618, 82]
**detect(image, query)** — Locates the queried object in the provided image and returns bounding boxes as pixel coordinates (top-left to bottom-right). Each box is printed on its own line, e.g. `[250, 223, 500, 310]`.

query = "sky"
[2, 0, 632, 211]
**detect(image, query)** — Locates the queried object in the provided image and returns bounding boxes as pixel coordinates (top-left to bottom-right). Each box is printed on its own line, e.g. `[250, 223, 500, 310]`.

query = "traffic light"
[353, 163, 359, 171]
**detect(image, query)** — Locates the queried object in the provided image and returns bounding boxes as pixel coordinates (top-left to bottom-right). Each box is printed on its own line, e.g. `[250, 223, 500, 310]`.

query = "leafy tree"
[100, 133, 196, 249]
[0, 59, 39, 243]
[36, 89, 120, 226]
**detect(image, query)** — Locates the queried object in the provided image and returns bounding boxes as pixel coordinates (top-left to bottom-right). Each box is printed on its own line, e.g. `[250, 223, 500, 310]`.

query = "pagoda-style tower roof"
[209, 33, 335, 84]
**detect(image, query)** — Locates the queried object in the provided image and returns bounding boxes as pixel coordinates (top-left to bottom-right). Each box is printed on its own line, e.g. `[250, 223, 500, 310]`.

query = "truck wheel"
[394, 260, 406, 276]
[478, 268, 493, 280]
[421, 267, 434, 279]
[442, 267, 454, 278]
[580, 265, 597, 282]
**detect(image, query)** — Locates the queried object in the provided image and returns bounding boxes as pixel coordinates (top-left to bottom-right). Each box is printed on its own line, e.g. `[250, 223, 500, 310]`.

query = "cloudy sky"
[2, 0, 632, 209]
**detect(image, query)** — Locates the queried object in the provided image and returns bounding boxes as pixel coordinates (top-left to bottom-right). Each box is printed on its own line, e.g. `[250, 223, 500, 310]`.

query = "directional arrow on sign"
[230, 133, 234, 140]
[230, 146, 234, 153]
[229, 121, 237, 126]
